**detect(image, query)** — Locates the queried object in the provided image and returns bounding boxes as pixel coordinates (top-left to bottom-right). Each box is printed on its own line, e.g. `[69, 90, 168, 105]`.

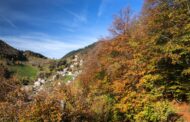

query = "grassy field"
[10, 64, 38, 81]
[62, 75, 73, 83]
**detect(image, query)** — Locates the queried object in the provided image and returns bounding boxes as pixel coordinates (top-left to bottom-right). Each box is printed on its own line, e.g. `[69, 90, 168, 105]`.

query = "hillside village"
[22, 55, 84, 93]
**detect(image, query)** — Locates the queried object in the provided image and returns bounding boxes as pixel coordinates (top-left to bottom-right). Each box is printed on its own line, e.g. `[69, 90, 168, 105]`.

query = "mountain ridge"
[0, 40, 47, 61]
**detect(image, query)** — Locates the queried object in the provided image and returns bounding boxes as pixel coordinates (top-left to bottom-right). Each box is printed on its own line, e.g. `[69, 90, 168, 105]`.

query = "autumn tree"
[109, 7, 132, 36]
[140, 0, 190, 102]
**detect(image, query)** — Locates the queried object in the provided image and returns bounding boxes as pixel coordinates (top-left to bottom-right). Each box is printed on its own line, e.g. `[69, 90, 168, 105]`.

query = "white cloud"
[0, 6, 85, 33]
[64, 9, 87, 23]
[0, 15, 17, 28]
[98, 0, 109, 17]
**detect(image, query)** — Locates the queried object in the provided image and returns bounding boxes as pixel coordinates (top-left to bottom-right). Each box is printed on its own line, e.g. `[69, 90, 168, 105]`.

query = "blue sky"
[0, 0, 143, 58]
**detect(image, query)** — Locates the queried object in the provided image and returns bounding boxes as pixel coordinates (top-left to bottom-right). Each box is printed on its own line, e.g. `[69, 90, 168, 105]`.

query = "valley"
[0, 0, 190, 121]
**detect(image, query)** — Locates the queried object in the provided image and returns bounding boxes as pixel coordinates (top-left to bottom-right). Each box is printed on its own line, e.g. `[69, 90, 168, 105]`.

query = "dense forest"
[0, 0, 190, 121]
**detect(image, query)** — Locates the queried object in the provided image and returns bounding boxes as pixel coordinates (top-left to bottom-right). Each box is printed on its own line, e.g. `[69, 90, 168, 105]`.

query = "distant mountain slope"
[0, 40, 47, 61]
[0, 40, 25, 61]
[0, 40, 50, 81]
[23, 50, 47, 59]
[61, 41, 99, 60]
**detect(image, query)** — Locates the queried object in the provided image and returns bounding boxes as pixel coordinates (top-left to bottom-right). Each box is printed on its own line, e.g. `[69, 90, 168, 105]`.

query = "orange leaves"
[18, 93, 62, 122]
[109, 7, 132, 36]
[112, 80, 125, 95]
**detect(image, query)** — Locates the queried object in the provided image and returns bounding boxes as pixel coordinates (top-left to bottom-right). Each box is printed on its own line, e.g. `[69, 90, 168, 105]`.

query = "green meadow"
[10, 64, 38, 81]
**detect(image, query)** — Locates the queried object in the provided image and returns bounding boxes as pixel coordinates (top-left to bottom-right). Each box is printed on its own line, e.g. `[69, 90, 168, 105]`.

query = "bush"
[110, 50, 120, 58]
[135, 101, 175, 122]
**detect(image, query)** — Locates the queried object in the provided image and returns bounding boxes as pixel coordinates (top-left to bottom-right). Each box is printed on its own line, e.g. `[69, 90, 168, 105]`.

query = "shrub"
[135, 101, 175, 122]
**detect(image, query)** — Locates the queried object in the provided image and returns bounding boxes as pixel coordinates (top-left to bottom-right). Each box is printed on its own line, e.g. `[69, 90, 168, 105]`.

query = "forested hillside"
[0, 0, 190, 121]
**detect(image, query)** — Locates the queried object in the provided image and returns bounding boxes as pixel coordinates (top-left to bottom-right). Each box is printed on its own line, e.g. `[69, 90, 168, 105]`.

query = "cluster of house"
[21, 55, 83, 93]
[33, 78, 48, 91]
[56, 55, 83, 83]
[20, 55, 84, 110]
[31, 55, 83, 91]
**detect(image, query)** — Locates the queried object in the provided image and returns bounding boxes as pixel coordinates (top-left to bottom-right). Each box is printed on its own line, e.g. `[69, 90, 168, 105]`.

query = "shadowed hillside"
[0, 40, 51, 85]
[0, 40, 47, 61]
[0, 40, 26, 61]
[61, 41, 99, 60]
